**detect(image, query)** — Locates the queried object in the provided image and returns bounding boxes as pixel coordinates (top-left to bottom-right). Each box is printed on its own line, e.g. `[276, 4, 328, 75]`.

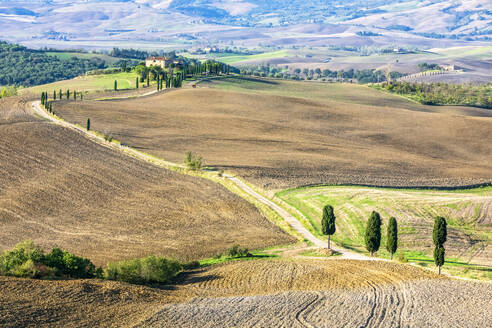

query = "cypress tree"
[114, 80, 117, 91]
[59, 89, 62, 99]
[74, 91, 77, 100]
[386, 217, 398, 260]
[147, 73, 150, 87]
[321, 205, 336, 249]
[81, 93, 83, 100]
[433, 216, 447, 274]
[156, 76, 160, 90]
[66, 90, 70, 99]
[41, 92, 45, 106]
[53, 90, 56, 100]
[86, 118, 91, 131]
[365, 211, 382, 256]
[136, 77, 139, 89]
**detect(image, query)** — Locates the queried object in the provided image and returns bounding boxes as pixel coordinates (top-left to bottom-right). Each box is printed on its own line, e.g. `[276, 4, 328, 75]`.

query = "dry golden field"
[2, 259, 491, 327]
[0, 96, 293, 265]
[54, 78, 492, 190]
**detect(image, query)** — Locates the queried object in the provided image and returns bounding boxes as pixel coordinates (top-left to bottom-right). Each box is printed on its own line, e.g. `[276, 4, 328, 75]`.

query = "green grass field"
[22, 72, 140, 95]
[277, 185, 492, 279]
[211, 50, 290, 64]
[45, 52, 123, 65]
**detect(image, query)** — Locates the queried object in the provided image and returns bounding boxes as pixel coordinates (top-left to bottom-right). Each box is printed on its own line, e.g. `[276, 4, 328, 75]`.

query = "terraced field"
[53, 78, 492, 190]
[0, 96, 293, 265]
[277, 185, 492, 278]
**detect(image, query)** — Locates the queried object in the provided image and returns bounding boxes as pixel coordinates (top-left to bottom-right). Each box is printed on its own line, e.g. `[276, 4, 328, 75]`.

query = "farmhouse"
[145, 56, 182, 69]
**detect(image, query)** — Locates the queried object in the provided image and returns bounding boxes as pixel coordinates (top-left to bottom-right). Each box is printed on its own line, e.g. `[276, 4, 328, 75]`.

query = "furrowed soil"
[3, 259, 489, 327]
[54, 78, 492, 190]
[0, 96, 293, 265]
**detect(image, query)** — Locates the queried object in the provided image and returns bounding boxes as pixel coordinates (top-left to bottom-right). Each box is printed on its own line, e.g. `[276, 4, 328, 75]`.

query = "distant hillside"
[0, 1, 489, 49]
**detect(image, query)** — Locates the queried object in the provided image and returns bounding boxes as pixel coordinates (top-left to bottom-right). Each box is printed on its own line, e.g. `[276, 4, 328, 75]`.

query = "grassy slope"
[277, 185, 492, 279]
[21, 72, 140, 95]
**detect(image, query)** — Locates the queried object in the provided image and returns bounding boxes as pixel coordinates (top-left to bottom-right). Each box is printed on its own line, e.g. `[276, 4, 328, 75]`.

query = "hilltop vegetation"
[376, 82, 492, 109]
[0, 42, 109, 86]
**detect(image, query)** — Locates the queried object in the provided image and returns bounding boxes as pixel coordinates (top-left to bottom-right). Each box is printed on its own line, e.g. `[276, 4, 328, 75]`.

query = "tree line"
[321, 205, 447, 274]
[240, 65, 405, 84]
[378, 81, 492, 109]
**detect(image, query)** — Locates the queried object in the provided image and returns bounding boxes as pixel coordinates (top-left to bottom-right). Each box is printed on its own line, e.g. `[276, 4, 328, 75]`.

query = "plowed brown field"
[0, 96, 293, 265]
[2, 259, 490, 327]
[53, 79, 492, 189]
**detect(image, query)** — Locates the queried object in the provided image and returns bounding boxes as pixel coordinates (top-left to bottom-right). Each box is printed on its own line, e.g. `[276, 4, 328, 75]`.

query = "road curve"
[32, 99, 372, 261]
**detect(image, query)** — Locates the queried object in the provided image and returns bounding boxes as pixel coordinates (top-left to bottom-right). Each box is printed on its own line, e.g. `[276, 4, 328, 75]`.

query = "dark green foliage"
[321, 205, 336, 249]
[433, 216, 447, 274]
[59, 89, 62, 99]
[66, 89, 70, 99]
[184, 151, 203, 170]
[418, 62, 442, 72]
[0, 241, 98, 279]
[114, 80, 117, 91]
[53, 90, 56, 100]
[228, 245, 251, 258]
[136, 77, 139, 88]
[386, 217, 398, 259]
[434, 246, 445, 274]
[365, 211, 382, 255]
[433, 216, 447, 247]
[86, 118, 90, 131]
[380, 81, 491, 108]
[104, 256, 182, 285]
[0, 41, 107, 86]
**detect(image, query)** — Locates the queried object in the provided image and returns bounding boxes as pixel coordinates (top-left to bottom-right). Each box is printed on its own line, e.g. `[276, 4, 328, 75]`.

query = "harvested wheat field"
[278, 186, 492, 273]
[0, 96, 293, 265]
[54, 78, 492, 190]
[3, 259, 491, 328]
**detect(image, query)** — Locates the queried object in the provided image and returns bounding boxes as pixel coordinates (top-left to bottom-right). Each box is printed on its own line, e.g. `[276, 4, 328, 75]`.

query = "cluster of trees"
[321, 206, 447, 274]
[379, 81, 492, 108]
[0, 241, 99, 279]
[0, 241, 184, 285]
[0, 86, 17, 98]
[0, 41, 107, 86]
[109, 48, 177, 61]
[418, 62, 442, 72]
[240, 65, 405, 84]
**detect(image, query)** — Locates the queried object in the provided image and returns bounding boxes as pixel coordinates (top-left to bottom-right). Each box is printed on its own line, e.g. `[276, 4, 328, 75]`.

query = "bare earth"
[54, 81, 492, 190]
[2, 259, 491, 327]
[0, 96, 293, 265]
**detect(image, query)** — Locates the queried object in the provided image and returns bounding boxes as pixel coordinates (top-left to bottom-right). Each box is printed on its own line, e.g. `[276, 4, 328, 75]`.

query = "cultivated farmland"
[4, 258, 491, 327]
[0, 96, 293, 265]
[54, 78, 492, 190]
[277, 185, 492, 279]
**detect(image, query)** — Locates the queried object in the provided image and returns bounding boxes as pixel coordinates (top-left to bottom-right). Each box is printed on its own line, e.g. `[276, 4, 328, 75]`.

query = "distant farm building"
[145, 57, 182, 69]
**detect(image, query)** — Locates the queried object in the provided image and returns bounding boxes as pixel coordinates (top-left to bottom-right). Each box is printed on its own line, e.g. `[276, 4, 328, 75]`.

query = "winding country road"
[31, 99, 370, 260]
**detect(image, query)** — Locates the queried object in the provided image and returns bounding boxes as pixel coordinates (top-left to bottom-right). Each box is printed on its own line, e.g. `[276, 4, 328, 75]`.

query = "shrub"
[104, 256, 182, 285]
[228, 245, 251, 258]
[397, 252, 408, 263]
[103, 133, 113, 142]
[184, 151, 203, 170]
[0, 241, 97, 279]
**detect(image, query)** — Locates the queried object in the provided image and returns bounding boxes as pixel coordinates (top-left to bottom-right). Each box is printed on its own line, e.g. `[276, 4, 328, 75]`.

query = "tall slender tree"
[433, 216, 447, 274]
[86, 118, 91, 131]
[321, 205, 336, 249]
[53, 90, 56, 100]
[59, 89, 62, 99]
[365, 211, 382, 256]
[386, 217, 398, 260]
[136, 77, 139, 89]
[114, 80, 118, 91]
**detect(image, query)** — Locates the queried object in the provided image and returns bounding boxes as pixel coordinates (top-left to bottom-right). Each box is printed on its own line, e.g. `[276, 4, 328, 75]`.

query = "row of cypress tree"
[40, 89, 83, 103]
[321, 205, 447, 274]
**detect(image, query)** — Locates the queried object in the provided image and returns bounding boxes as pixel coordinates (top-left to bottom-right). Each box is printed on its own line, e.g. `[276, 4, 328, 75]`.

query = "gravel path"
[32, 100, 370, 260]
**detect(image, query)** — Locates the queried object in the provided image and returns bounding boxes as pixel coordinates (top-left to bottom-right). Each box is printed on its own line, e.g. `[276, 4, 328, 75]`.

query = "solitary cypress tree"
[114, 80, 118, 91]
[386, 217, 398, 260]
[321, 205, 336, 249]
[136, 77, 139, 89]
[365, 211, 382, 256]
[433, 216, 447, 274]
[86, 118, 91, 131]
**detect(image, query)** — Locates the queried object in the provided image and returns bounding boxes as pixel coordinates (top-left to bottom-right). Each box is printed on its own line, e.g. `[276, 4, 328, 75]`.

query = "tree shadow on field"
[157, 269, 222, 291]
